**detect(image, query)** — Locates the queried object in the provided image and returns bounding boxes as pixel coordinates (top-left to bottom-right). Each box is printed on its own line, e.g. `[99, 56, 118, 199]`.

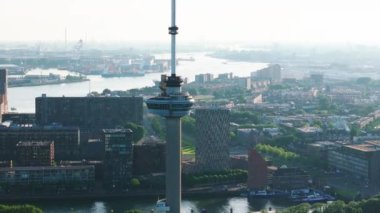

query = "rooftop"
[0, 165, 94, 172]
[309, 141, 344, 148]
[16, 141, 53, 147]
[297, 126, 322, 133]
[346, 141, 380, 152]
[102, 129, 133, 134]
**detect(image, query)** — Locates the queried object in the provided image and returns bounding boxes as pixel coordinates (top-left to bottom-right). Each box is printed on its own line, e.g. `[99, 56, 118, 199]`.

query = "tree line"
[0, 204, 42, 213]
[281, 195, 380, 213]
[256, 143, 299, 160]
[183, 169, 247, 187]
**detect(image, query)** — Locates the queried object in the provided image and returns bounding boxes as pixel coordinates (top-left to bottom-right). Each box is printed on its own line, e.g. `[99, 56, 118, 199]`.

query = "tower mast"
[170, 0, 177, 76]
[146, 0, 194, 212]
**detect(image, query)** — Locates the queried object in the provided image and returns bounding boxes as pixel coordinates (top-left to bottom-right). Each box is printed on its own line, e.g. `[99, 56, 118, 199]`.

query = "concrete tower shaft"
[166, 118, 181, 212]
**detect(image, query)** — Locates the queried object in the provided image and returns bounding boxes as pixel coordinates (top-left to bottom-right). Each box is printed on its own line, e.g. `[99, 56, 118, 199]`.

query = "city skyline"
[1, 0, 380, 44]
[2, 0, 380, 212]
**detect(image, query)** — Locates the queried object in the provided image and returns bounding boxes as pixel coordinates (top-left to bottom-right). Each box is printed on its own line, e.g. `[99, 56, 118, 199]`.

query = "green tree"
[256, 144, 299, 161]
[0, 204, 43, 213]
[318, 95, 332, 111]
[360, 197, 380, 213]
[124, 122, 145, 143]
[124, 210, 143, 213]
[101, 88, 112, 95]
[182, 116, 196, 135]
[130, 178, 140, 187]
[345, 201, 362, 213]
[282, 203, 311, 213]
[311, 203, 324, 213]
[324, 200, 346, 213]
[230, 110, 259, 124]
[229, 131, 236, 141]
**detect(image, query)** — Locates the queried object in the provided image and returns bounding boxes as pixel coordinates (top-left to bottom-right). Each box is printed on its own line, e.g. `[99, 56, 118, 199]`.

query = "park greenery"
[256, 143, 299, 160]
[0, 204, 42, 213]
[230, 110, 259, 124]
[124, 210, 143, 213]
[281, 195, 380, 213]
[183, 169, 247, 187]
[182, 116, 196, 135]
[139, 170, 247, 190]
[212, 87, 249, 103]
[182, 145, 195, 155]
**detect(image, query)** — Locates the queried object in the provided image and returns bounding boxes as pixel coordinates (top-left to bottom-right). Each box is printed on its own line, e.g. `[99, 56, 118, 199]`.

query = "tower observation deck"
[146, 74, 194, 118]
[145, 0, 194, 212]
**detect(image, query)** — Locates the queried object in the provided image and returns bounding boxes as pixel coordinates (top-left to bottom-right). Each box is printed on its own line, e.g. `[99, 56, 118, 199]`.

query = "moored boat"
[155, 199, 170, 212]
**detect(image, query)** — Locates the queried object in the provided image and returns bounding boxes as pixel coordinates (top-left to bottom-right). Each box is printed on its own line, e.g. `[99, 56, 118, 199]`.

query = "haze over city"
[1, 0, 380, 44]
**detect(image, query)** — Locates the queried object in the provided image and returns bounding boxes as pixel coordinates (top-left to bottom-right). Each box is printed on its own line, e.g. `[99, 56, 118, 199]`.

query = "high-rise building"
[195, 73, 214, 84]
[0, 69, 8, 116]
[16, 141, 54, 166]
[0, 126, 80, 161]
[195, 108, 230, 172]
[236, 77, 251, 90]
[328, 141, 380, 184]
[35, 96, 143, 128]
[103, 129, 134, 189]
[218, 72, 234, 80]
[252, 64, 282, 82]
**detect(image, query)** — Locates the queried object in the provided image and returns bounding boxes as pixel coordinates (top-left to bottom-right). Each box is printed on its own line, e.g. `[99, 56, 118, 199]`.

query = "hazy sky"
[1, 0, 380, 44]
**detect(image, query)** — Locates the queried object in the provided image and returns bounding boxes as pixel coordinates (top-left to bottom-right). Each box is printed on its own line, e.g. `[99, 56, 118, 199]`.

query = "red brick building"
[0, 69, 8, 115]
[247, 149, 268, 189]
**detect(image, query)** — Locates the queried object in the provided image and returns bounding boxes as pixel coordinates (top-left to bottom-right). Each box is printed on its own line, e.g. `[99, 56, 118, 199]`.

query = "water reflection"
[16, 196, 295, 213]
[91, 202, 107, 213]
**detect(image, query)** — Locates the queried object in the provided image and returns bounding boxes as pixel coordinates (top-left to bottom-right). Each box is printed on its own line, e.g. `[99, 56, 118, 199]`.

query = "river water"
[5, 53, 294, 212]
[8, 53, 266, 113]
[19, 197, 291, 213]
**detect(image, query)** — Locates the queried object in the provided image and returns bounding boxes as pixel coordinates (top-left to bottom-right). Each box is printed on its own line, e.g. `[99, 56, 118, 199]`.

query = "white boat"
[155, 199, 170, 212]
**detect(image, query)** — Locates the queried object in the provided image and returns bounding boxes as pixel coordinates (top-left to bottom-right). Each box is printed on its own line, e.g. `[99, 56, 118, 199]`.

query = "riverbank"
[8, 78, 89, 88]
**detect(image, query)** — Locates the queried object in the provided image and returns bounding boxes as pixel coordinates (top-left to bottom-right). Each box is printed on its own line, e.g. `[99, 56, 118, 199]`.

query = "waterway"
[8, 53, 267, 112]
[11, 197, 292, 213]
[4, 53, 293, 212]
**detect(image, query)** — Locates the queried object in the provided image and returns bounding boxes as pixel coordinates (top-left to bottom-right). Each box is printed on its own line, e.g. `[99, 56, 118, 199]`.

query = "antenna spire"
[169, 0, 178, 76]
